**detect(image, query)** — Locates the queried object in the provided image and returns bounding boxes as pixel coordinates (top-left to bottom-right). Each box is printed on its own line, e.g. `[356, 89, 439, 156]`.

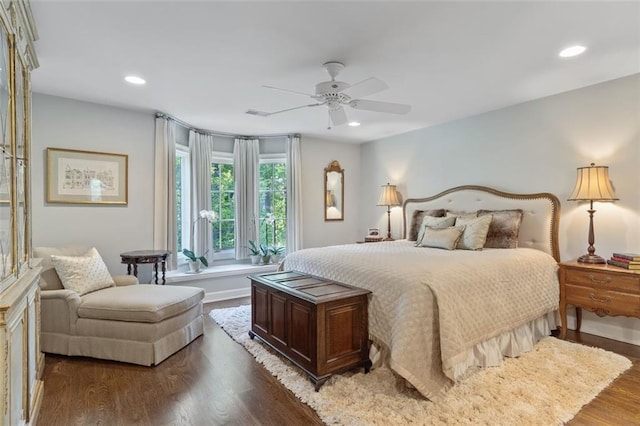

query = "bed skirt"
[369, 311, 559, 391]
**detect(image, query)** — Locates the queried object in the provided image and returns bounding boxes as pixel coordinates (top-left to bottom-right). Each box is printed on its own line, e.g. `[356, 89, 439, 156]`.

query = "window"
[175, 146, 190, 254]
[176, 147, 287, 263]
[211, 156, 235, 259]
[259, 158, 286, 248]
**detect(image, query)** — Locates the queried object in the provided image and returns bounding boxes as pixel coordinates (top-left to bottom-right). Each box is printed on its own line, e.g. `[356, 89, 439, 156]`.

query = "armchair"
[35, 246, 205, 366]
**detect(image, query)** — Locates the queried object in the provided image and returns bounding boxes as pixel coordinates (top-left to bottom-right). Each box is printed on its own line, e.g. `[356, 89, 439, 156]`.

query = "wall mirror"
[324, 160, 344, 221]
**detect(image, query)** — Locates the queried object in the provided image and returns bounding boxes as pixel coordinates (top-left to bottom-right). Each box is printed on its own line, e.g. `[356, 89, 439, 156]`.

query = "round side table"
[120, 250, 171, 285]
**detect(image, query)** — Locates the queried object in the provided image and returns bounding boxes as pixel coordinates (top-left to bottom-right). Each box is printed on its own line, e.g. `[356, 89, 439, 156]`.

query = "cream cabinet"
[0, 1, 41, 425]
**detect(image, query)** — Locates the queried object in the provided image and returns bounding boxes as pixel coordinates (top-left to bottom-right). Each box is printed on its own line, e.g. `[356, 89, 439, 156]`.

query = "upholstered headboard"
[402, 185, 561, 261]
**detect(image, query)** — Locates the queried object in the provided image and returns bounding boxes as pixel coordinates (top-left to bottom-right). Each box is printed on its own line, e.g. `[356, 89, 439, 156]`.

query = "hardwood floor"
[37, 298, 640, 425]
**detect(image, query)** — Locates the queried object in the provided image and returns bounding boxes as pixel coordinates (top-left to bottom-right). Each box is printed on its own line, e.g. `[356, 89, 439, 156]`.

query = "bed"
[281, 185, 561, 401]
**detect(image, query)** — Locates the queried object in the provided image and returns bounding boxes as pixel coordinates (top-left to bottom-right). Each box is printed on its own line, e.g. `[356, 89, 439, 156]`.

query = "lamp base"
[577, 254, 606, 264]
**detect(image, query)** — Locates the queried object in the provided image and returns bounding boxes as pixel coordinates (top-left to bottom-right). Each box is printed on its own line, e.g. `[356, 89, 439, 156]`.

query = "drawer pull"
[589, 293, 611, 303]
[588, 274, 611, 285]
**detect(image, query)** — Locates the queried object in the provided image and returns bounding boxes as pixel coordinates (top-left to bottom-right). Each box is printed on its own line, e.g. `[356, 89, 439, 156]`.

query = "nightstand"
[558, 260, 640, 339]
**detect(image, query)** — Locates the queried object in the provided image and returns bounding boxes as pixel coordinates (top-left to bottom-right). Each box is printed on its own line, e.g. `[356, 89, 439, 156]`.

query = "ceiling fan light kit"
[247, 61, 411, 128]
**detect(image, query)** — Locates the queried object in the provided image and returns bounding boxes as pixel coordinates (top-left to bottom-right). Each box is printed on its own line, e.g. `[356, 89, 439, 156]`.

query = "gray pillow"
[408, 209, 445, 241]
[477, 209, 524, 249]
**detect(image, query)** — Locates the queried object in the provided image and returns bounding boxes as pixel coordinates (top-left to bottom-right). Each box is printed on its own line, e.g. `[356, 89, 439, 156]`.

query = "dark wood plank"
[37, 299, 639, 425]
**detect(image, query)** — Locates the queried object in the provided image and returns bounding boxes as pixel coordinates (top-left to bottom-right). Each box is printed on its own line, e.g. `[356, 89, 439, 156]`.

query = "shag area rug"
[209, 305, 631, 425]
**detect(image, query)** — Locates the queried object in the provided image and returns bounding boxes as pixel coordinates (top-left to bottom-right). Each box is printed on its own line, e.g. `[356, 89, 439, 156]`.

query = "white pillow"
[418, 226, 465, 250]
[51, 247, 115, 296]
[454, 215, 493, 250]
[415, 216, 457, 246]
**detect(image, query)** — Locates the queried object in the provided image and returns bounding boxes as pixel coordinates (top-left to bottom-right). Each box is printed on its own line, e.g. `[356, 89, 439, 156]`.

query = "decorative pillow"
[477, 209, 524, 249]
[51, 247, 115, 296]
[417, 226, 465, 250]
[415, 216, 457, 245]
[446, 210, 478, 219]
[454, 215, 493, 250]
[408, 209, 445, 241]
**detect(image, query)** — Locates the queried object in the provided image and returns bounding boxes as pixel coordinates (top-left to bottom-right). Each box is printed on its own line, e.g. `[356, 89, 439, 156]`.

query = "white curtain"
[189, 130, 214, 263]
[234, 138, 259, 259]
[286, 135, 303, 253]
[153, 116, 178, 270]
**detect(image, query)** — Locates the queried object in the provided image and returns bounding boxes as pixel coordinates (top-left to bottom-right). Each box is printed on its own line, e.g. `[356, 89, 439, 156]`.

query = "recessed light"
[125, 75, 146, 85]
[559, 45, 586, 58]
[348, 121, 360, 127]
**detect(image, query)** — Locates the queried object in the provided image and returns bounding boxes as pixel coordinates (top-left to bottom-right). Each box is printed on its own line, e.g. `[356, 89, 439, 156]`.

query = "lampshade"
[377, 183, 401, 207]
[568, 163, 618, 201]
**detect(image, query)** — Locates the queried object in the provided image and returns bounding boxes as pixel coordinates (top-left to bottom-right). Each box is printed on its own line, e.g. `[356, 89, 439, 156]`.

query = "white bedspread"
[281, 240, 559, 401]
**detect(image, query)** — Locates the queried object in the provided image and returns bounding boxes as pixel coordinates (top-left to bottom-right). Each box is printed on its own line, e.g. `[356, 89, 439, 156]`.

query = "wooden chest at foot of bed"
[248, 271, 372, 390]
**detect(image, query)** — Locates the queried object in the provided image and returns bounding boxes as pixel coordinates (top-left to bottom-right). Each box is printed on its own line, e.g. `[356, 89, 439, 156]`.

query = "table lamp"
[377, 183, 401, 241]
[568, 163, 618, 264]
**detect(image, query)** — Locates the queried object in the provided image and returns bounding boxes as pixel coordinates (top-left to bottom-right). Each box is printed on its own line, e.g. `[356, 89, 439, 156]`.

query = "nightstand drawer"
[566, 284, 640, 317]
[565, 268, 640, 294]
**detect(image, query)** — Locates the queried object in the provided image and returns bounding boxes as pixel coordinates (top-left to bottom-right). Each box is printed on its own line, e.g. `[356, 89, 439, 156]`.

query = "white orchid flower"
[199, 210, 217, 222]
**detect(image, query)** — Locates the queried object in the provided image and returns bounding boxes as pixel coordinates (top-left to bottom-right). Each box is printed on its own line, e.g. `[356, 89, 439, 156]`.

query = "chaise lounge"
[35, 246, 205, 366]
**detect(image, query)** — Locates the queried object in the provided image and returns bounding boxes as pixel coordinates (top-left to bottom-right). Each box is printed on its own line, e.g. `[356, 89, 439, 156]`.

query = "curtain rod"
[155, 112, 299, 139]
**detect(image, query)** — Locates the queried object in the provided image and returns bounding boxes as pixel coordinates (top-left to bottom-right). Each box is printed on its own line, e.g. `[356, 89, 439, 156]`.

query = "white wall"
[32, 94, 157, 282]
[300, 136, 362, 248]
[360, 74, 640, 345]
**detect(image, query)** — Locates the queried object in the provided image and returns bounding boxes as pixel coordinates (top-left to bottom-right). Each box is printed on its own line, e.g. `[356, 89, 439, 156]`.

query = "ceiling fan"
[246, 61, 411, 128]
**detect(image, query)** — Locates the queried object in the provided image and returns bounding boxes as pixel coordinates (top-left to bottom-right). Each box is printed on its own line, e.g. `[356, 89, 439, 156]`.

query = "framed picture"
[46, 147, 128, 205]
[367, 228, 380, 237]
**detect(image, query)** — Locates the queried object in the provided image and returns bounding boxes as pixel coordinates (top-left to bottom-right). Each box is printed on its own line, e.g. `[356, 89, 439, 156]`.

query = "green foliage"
[259, 162, 287, 248]
[269, 246, 285, 255]
[211, 162, 236, 251]
[182, 249, 209, 267]
[259, 243, 270, 256]
[247, 240, 260, 256]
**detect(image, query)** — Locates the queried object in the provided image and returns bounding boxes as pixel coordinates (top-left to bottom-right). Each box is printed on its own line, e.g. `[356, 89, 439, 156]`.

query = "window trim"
[176, 145, 191, 263]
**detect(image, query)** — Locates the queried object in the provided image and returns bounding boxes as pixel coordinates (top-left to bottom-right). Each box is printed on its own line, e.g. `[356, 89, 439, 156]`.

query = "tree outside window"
[259, 162, 286, 248]
[211, 162, 235, 252]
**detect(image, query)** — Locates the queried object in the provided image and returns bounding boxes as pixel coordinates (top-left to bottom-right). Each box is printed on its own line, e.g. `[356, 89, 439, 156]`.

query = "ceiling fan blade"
[246, 103, 324, 117]
[349, 99, 411, 115]
[262, 85, 316, 98]
[329, 106, 348, 126]
[341, 77, 388, 99]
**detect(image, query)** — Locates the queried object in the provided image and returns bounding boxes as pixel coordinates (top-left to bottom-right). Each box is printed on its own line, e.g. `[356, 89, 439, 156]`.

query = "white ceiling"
[30, 1, 640, 143]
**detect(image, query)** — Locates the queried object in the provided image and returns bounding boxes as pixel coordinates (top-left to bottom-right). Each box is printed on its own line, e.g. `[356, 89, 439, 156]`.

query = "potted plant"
[185, 209, 217, 272]
[259, 242, 271, 265]
[269, 246, 285, 264]
[248, 240, 261, 265]
[182, 248, 208, 273]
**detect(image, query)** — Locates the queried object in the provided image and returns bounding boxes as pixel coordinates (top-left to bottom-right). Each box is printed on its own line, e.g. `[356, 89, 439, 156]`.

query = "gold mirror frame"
[324, 160, 344, 221]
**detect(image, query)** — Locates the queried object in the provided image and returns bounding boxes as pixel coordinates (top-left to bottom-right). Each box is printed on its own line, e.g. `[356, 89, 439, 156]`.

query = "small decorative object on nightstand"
[558, 260, 640, 339]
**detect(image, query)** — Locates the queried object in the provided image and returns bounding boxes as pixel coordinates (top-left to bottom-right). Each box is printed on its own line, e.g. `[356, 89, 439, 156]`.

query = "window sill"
[165, 262, 279, 283]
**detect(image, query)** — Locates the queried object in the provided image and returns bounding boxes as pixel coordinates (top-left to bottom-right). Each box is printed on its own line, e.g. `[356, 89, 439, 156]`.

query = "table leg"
[154, 262, 159, 284]
[127, 264, 132, 275]
[133, 264, 138, 277]
[161, 260, 166, 285]
[575, 307, 582, 333]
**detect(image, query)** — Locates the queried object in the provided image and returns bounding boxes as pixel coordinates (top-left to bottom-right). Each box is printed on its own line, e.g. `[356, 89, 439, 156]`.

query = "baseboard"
[203, 288, 251, 304]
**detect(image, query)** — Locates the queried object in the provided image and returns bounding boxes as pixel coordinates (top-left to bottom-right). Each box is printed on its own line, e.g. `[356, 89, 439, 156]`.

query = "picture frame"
[367, 227, 380, 237]
[46, 147, 128, 205]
